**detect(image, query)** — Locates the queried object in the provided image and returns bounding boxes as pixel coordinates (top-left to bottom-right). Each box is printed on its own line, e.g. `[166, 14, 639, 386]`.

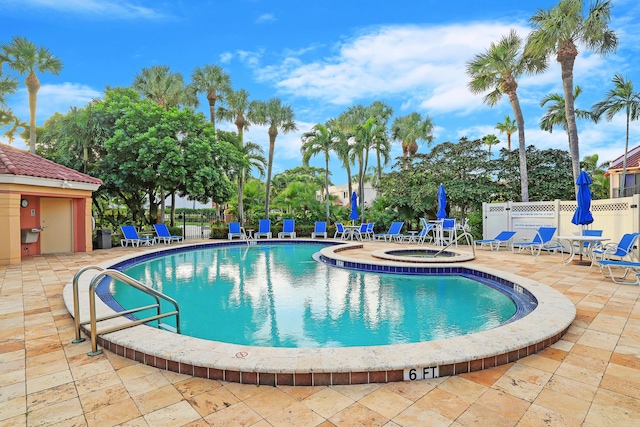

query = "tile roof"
[608, 143, 640, 171]
[0, 143, 103, 185]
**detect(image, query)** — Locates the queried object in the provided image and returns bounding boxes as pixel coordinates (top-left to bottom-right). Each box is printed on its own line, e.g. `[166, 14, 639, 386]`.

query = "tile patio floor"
[1, 240, 639, 426]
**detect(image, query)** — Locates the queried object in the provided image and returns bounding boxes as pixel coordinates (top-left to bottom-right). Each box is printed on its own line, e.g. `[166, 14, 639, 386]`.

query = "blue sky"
[2, 0, 640, 185]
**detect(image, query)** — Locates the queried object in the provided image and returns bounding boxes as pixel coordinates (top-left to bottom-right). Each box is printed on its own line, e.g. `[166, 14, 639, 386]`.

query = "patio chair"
[120, 225, 154, 247]
[574, 229, 602, 258]
[352, 223, 369, 240]
[374, 221, 404, 242]
[365, 222, 375, 240]
[597, 260, 640, 285]
[591, 232, 640, 266]
[440, 218, 458, 246]
[417, 218, 435, 245]
[311, 221, 327, 238]
[333, 222, 346, 239]
[512, 227, 562, 257]
[278, 219, 296, 239]
[228, 222, 246, 240]
[254, 219, 272, 239]
[153, 223, 184, 244]
[475, 231, 516, 251]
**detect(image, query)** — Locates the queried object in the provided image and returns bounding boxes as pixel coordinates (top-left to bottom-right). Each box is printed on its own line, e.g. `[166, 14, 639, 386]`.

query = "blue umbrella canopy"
[571, 171, 594, 226]
[349, 191, 359, 224]
[436, 184, 447, 220]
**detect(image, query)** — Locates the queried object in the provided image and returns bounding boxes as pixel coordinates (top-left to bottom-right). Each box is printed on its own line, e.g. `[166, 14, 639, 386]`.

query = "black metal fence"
[175, 211, 217, 240]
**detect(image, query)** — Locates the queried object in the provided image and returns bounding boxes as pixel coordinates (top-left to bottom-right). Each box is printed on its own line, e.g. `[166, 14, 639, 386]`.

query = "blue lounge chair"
[228, 222, 245, 240]
[439, 218, 458, 246]
[254, 219, 272, 239]
[333, 222, 346, 239]
[591, 232, 640, 266]
[120, 225, 154, 247]
[375, 221, 404, 242]
[153, 223, 184, 244]
[278, 219, 296, 239]
[311, 221, 327, 239]
[512, 227, 562, 257]
[417, 218, 435, 245]
[365, 222, 375, 240]
[597, 260, 640, 285]
[475, 231, 516, 251]
[353, 223, 369, 240]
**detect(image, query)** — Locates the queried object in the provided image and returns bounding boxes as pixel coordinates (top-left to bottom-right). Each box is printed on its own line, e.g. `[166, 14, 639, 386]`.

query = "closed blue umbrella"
[436, 184, 447, 220]
[571, 171, 594, 226]
[349, 191, 359, 225]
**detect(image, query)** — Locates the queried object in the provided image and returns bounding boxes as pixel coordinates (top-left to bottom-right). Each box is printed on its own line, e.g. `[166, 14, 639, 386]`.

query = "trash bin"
[95, 229, 112, 249]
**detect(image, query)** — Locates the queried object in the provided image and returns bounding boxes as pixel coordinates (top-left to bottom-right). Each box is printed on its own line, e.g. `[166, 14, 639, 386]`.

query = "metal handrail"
[432, 231, 476, 258]
[72, 265, 105, 343]
[71, 266, 180, 355]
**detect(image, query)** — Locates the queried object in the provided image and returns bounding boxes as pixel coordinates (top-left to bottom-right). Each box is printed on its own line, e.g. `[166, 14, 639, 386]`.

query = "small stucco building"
[607, 144, 640, 198]
[0, 143, 103, 265]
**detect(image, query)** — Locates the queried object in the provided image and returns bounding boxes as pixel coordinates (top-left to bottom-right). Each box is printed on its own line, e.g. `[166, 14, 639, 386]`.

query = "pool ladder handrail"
[432, 231, 475, 258]
[71, 266, 181, 356]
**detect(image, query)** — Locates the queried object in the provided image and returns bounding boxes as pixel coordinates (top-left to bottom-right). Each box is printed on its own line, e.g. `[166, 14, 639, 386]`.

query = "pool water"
[109, 243, 516, 348]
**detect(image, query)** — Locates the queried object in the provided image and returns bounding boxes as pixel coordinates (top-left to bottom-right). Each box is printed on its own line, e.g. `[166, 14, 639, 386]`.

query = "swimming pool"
[106, 243, 518, 348]
[65, 240, 576, 385]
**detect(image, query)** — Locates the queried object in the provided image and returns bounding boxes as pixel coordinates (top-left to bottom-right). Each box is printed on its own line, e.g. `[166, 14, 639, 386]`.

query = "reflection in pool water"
[105, 243, 517, 348]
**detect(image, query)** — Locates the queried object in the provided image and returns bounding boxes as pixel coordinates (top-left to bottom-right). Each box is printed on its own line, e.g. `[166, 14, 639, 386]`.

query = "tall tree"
[540, 85, 596, 144]
[592, 74, 640, 197]
[217, 88, 254, 223]
[1, 36, 62, 153]
[133, 65, 194, 109]
[526, 0, 617, 185]
[230, 136, 266, 224]
[217, 88, 251, 143]
[367, 101, 393, 184]
[249, 98, 297, 218]
[482, 134, 500, 159]
[189, 64, 231, 129]
[301, 123, 335, 222]
[467, 29, 546, 202]
[390, 112, 434, 158]
[327, 117, 354, 201]
[495, 115, 517, 150]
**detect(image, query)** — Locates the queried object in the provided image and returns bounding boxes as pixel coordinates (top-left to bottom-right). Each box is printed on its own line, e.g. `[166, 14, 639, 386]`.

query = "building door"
[40, 198, 73, 254]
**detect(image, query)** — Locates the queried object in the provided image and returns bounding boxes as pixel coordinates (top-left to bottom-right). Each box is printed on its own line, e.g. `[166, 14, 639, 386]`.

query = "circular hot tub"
[372, 247, 475, 263]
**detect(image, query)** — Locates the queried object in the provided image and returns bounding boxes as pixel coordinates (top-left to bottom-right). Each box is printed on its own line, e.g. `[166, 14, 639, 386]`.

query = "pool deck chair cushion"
[597, 260, 640, 285]
[278, 219, 296, 239]
[153, 223, 184, 244]
[311, 221, 327, 238]
[120, 225, 154, 247]
[228, 222, 246, 240]
[476, 231, 516, 251]
[512, 227, 562, 257]
[375, 221, 404, 242]
[254, 219, 272, 239]
[591, 232, 640, 266]
[333, 222, 346, 239]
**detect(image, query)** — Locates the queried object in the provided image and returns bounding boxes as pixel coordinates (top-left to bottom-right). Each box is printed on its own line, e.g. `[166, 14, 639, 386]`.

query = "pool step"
[159, 324, 177, 333]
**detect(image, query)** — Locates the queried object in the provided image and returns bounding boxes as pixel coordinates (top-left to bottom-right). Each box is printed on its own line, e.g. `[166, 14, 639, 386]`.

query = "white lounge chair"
[254, 219, 272, 239]
[278, 219, 296, 239]
[311, 222, 327, 238]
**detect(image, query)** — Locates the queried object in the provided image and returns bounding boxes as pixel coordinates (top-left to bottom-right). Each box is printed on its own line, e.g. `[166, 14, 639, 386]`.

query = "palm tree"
[301, 123, 335, 222]
[391, 112, 434, 159]
[467, 29, 546, 202]
[217, 88, 254, 223]
[495, 115, 517, 150]
[366, 101, 393, 183]
[592, 74, 640, 197]
[526, 0, 617, 185]
[2, 36, 63, 153]
[540, 86, 596, 143]
[327, 117, 354, 200]
[235, 140, 267, 224]
[483, 134, 500, 160]
[217, 88, 251, 143]
[249, 98, 297, 218]
[189, 64, 231, 129]
[133, 65, 193, 109]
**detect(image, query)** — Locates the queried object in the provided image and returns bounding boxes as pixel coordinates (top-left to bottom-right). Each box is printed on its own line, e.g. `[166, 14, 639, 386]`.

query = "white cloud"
[256, 13, 276, 24]
[0, 0, 166, 19]
[9, 83, 102, 124]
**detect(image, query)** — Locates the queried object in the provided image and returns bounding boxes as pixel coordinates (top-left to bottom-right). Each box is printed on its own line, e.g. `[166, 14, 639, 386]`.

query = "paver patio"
[1, 240, 639, 426]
